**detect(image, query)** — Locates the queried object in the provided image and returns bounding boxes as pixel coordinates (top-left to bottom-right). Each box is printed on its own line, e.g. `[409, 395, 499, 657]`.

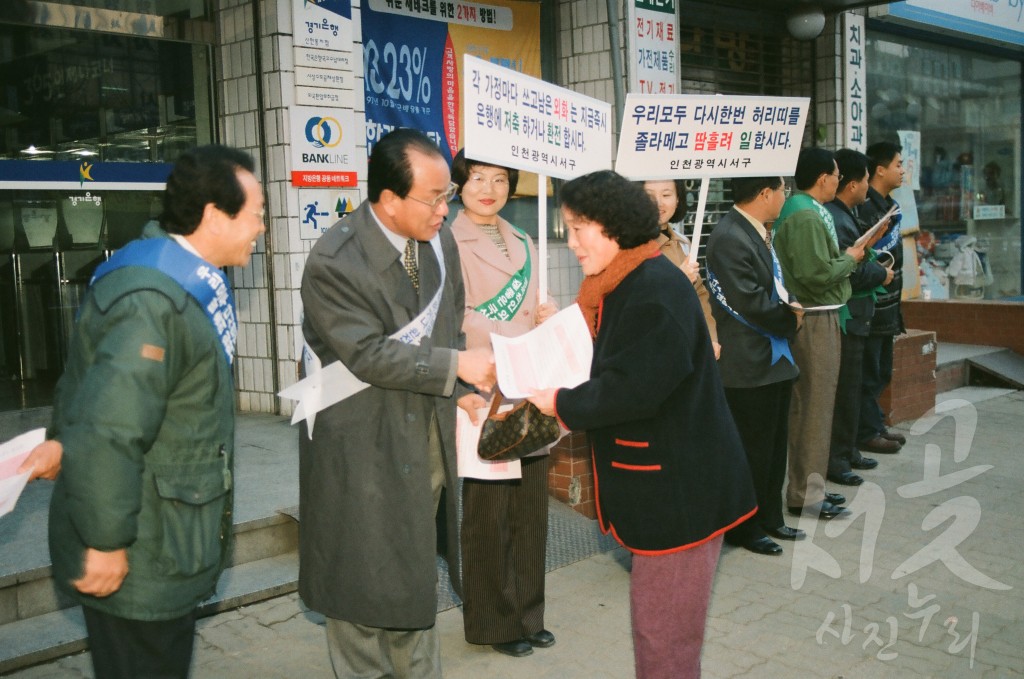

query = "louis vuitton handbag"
[477, 388, 560, 461]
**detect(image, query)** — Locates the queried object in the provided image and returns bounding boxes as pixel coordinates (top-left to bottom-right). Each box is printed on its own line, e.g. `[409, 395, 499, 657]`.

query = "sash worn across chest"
[873, 199, 902, 254]
[285, 235, 447, 435]
[91, 238, 238, 366]
[775, 193, 839, 249]
[474, 229, 531, 322]
[706, 244, 794, 367]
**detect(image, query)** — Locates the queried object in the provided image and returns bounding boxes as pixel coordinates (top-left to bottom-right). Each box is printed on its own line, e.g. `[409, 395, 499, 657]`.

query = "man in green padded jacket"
[20, 145, 265, 678]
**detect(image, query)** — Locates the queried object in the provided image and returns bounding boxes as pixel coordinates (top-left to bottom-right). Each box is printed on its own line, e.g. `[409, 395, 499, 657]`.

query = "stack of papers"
[0, 428, 45, 518]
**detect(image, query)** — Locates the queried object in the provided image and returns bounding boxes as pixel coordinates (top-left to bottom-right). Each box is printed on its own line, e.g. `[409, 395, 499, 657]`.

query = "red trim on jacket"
[610, 461, 661, 471]
[614, 438, 649, 448]
[591, 443, 609, 534]
[613, 505, 759, 557]
[552, 388, 570, 431]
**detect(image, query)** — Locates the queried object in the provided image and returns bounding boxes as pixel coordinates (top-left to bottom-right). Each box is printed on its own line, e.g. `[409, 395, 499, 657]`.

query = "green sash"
[774, 193, 839, 249]
[474, 230, 531, 322]
[774, 193, 851, 331]
[850, 249, 888, 301]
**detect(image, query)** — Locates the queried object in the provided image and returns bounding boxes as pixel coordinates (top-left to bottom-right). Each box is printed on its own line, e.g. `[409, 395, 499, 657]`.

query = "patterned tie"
[403, 238, 419, 291]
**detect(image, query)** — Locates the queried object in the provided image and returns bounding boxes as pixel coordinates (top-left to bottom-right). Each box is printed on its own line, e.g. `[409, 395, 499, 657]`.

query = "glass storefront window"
[867, 33, 1021, 300]
[0, 15, 213, 410]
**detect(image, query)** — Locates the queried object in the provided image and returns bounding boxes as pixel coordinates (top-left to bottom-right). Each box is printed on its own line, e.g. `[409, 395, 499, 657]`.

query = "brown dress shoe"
[881, 430, 907, 445]
[859, 435, 902, 454]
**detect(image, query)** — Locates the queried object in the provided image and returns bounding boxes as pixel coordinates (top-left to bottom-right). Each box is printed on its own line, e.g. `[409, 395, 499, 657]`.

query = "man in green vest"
[772, 147, 865, 521]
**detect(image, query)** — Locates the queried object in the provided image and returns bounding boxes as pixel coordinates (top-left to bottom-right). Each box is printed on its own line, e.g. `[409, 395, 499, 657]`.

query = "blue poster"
[362, 7, 453, 160]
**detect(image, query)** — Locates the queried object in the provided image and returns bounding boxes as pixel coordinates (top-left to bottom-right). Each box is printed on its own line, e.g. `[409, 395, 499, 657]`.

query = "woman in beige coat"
[450, 149, 558, 658]
[643, 179, 720, 358]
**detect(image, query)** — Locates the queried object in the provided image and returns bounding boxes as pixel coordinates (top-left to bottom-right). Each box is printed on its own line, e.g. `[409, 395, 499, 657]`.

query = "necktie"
[764, 228, 772, 248]
[403, 239, 419, 291]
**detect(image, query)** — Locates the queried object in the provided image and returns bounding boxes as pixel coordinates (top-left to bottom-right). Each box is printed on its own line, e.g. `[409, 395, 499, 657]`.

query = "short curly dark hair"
[561, 170, 659, 249]
[160, 145, 255, 236]
[451, 149, 520, 195]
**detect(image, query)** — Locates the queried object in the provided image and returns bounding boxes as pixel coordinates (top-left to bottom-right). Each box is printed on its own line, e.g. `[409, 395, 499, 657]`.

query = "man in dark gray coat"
[298, 128, 495, 678]
[707, 176, 803, 556]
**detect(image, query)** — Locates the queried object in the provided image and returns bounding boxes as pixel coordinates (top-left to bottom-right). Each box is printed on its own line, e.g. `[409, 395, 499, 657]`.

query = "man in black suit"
[707, 176, 804, 555]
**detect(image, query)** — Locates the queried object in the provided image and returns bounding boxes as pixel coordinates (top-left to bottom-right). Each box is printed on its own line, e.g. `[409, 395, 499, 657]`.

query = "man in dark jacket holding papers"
[857, 141, 907, 455]
[825, 149, 893, 487]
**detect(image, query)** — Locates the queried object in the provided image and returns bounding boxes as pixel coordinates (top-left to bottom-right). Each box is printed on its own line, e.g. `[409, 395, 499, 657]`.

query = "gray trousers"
[786, 311, 841, 507]
[326, 619, 441, 679]
[325, 416, 446, 679]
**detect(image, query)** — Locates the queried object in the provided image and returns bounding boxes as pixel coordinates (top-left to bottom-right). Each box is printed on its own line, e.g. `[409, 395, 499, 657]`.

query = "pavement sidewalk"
[7, 388, 1023, 679]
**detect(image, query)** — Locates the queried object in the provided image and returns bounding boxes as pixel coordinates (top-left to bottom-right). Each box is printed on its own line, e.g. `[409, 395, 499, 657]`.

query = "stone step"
[0, 512, 297, 626]
[0, 552, 299, 674]
[934, 342, 1005, 393]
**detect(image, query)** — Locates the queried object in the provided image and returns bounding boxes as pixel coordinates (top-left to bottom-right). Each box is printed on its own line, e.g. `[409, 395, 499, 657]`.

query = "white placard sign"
[289, 106, 366, 187]
[298, 188, 361, 239]
[292, 0, 353, 51]
[615, 94, 810, 179]
[843, 12, 867, 151]
[462, 54, 612, 180]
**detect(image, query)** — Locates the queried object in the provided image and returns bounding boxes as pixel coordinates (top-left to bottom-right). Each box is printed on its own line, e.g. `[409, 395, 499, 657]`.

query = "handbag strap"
[487, 388, 505, 418]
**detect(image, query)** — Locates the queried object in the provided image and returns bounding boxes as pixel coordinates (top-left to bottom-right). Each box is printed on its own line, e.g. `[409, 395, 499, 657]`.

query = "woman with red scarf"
[530, 171, 755, 679]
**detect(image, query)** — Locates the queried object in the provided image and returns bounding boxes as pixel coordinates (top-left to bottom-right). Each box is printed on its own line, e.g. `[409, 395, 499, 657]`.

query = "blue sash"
[707, 247, 794, 366]
[873, 199, 902, 254]
[91, 238, 238, 366]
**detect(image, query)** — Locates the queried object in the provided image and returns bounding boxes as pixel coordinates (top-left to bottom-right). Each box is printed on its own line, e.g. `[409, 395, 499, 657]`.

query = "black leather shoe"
[828, 471, 864, 486]
[525, 630, 555, 648]
[788, 501, 850, 520]
[859, 435, 902, 454]
[744, 536, 783, 555]
[492, 640, 533, 657]
[825, 492, 847, 505]
[851, 457, 879, 470]
[881, 430, 907, 445]
[766, 525, 806, 541]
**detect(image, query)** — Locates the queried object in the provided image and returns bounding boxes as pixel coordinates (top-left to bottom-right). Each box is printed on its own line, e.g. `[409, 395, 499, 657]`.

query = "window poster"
[361, 0, 541, 164]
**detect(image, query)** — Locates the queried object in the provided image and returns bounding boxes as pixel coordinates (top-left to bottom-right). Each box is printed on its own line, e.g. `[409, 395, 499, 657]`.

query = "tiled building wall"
[215, 0, 278, 413]
[215, 0, 370, 417]
[550, 0, 618, 514]
[815, 14, 843, 149]
[557, 0, 621, 142]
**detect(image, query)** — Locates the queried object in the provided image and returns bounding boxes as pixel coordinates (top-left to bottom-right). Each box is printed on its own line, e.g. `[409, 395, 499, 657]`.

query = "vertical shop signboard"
[628, 0, 679, 94]
[361, 0, 541, 163]
[291, 0, 361, 185]
[843, 12, 866, 152]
